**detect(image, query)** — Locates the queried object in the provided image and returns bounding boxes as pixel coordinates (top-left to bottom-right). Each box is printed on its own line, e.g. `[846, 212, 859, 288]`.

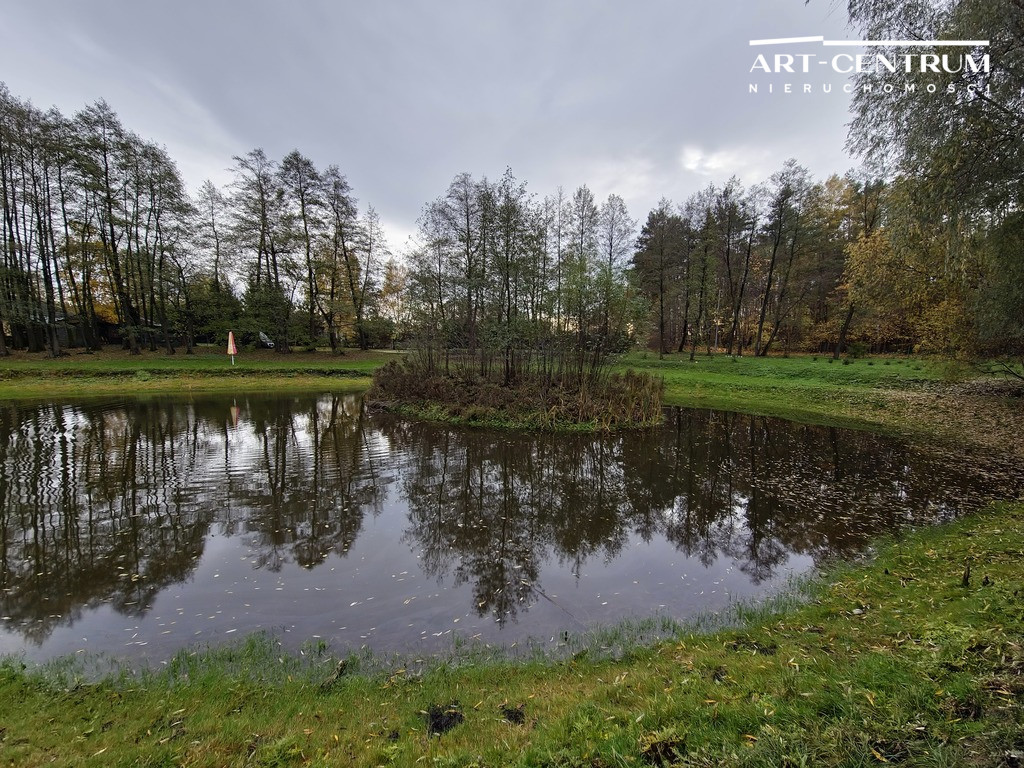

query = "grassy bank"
[2, 502, 1022, 767]
[621, 352, 946, 424]
[0, 347, 392, 400]
[619, 352, 1024, 460]
[1, 347, 1020, 452]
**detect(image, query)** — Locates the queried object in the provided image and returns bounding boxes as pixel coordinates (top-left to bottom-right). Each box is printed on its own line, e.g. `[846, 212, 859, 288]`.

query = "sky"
[2, 0, 862, 253]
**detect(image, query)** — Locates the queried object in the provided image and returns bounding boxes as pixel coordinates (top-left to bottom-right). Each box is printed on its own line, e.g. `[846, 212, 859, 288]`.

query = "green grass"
[621, 350, 949, 387]
[3, 502, 1021, 766]
[0, 347, 393, 400]
[0, 346, 392, 375]
[614, 352, 967, 436]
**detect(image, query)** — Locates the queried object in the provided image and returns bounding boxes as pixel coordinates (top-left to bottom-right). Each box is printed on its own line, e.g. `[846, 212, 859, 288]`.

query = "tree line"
[403, 151, 1019, 367]
[401, 0, 1024, 366]
[0, 84, 405, 357]
[840, 0, 1023, 373]
[629, 165, 882, 359]
[400, 0, 1022, 366]
[4, 0, 1023, 372]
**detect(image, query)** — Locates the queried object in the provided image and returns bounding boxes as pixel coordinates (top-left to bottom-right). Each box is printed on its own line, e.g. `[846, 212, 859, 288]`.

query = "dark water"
[0, 394, 1020, 663]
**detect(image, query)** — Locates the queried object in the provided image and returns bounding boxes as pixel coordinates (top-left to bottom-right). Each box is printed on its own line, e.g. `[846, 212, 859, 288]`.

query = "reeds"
[368, 354, 664, 431]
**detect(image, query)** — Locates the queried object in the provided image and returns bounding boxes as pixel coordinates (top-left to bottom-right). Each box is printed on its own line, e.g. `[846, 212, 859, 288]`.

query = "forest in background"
[0, 86, 402, 357]
[0, 0, 1021, 372]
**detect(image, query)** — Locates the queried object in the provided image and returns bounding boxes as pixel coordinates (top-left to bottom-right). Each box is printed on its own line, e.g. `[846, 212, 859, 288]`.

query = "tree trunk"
[834, 303, 856, 359]
[728, 219, 756, 356]
[689, 255, 708, 362]
[754, 264, 777, 357]
[0, 308, 8, 356]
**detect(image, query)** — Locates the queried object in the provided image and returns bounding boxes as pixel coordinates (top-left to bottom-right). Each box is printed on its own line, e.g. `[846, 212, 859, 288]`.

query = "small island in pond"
[369, 348, 664, 431]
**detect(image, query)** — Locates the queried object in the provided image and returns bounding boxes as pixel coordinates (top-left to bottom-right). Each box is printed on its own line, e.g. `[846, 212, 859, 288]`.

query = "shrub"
[368, 359, 664, 431]
[847, 341, 868, 358]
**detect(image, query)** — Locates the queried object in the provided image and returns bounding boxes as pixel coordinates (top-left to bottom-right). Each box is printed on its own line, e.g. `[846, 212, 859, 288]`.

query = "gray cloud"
[2, 0, 861, 250]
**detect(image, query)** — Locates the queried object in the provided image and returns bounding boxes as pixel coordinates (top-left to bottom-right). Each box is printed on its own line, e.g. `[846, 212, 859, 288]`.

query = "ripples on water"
[0, 393, 1019, 662]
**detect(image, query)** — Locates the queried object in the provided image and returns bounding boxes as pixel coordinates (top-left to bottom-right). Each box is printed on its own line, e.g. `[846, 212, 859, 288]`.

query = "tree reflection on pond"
[0, 395, 1018, 659]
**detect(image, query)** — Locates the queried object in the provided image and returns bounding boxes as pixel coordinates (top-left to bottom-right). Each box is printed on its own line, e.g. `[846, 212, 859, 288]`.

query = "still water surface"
[0, 393, 1020, 663]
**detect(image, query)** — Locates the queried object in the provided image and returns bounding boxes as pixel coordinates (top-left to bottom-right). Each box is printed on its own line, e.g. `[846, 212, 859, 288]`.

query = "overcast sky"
[3, 0, 861, 251]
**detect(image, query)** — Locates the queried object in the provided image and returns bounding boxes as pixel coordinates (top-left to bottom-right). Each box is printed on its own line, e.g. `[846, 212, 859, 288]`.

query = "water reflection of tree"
[0, 395, 385, 643]
[1, 397, 1018, 645]
[0, 401, 213, 644]
[389, 407, 1019, 626]
[234, 395, 385, 571]
[397, 430, 536, 625]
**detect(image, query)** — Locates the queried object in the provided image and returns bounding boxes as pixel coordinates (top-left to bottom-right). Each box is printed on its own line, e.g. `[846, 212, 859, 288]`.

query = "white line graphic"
[822, 39, 989, 47]
[750, 37, 988, 47]
[749, 36, 824, 46]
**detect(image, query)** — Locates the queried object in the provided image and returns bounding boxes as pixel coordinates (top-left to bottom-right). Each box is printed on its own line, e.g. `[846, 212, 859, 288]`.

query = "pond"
[0, 393, 1020, 664]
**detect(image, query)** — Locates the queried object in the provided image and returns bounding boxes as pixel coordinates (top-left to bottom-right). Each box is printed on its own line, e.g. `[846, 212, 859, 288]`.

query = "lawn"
[0, 347, 395, 400]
